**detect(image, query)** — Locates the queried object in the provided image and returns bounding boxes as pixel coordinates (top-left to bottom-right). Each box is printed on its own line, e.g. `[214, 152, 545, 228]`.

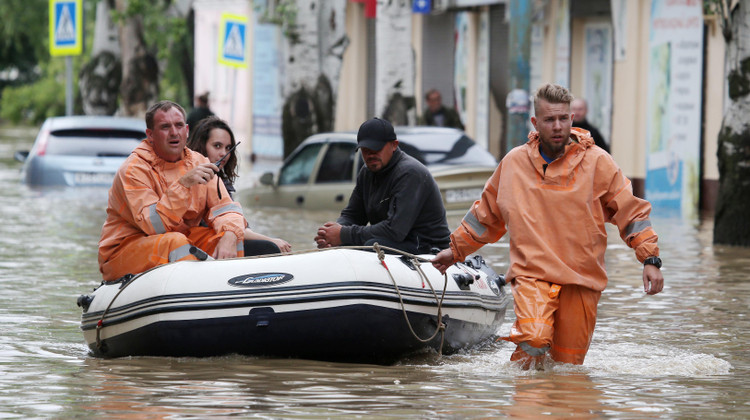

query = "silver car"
[245, 126, 498, 214]
[16, 116, 146, 186]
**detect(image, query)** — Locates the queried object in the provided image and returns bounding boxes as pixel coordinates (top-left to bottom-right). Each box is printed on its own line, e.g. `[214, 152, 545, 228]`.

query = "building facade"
[193, 0, 724, 214]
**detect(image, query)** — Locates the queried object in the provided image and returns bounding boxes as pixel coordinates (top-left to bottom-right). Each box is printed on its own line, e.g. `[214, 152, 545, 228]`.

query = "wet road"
[1, 126, 748, 418]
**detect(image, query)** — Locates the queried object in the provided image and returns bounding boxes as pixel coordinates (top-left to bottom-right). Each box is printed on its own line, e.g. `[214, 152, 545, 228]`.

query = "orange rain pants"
[448, 128, 659, 366]
[100, 227, 242, 282]
[506, 276, 601, 365]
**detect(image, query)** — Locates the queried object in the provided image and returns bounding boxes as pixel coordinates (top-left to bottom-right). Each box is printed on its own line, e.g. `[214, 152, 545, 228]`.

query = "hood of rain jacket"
[449, 128, 659, 291]
[98, 140, 245, 267]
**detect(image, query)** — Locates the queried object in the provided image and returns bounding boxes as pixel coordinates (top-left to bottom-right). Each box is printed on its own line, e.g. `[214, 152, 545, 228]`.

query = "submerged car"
[246, 126, 498, 214]
[15, 116, 146, 187]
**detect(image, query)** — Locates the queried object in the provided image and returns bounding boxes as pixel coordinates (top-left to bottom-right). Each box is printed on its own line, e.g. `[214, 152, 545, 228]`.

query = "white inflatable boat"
[78, 247, 510, 364]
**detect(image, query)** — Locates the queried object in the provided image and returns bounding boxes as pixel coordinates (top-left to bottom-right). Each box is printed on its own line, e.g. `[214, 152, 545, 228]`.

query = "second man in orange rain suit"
[98, 101, 245, 282]
[432, 83, 664, 367]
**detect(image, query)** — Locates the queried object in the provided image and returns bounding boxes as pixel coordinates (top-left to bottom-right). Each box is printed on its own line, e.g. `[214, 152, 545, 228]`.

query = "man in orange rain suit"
[98, 100, 245, 282]
[432, 83, 664, 368]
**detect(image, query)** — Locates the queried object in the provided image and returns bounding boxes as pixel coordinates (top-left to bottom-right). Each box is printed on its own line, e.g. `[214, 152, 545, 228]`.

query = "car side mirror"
[14, 151, 29, 163]
[259, 172, 275, 186]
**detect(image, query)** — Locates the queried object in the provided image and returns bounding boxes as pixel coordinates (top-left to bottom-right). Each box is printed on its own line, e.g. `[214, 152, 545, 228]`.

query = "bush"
[0, 75, 67, 124]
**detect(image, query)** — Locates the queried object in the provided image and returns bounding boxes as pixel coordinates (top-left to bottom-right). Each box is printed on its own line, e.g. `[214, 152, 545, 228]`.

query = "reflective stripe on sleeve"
[149, 204, 167, 234]
[237, 241, 244, 252]
[168, 244, 194, 262]
[462, 209, 487, 237]
[625, 219, 651, 236]
[212, 203, 243, 219]
[519, 341, 550, 357]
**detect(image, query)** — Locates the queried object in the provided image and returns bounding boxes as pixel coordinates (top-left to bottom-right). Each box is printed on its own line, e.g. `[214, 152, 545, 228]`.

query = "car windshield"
[279, 143, 324, 185]
[398, 133, 496, 167]
[45, 129, 145, 157]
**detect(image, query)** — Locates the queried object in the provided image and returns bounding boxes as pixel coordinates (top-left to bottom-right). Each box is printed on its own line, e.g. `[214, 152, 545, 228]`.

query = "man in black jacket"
[571, 98, 609, 153]
[186, 92, 214, 129]
[314, 118, 451, 254]
[422, 89, 464, 130]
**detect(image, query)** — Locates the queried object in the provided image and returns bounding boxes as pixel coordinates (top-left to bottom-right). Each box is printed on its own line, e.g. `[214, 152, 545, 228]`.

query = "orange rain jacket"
[98, 140, 245, 278]
[449, 128, 659, 291]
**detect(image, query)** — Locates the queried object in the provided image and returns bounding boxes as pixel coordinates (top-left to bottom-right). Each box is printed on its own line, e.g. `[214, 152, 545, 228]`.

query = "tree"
[0, 0, 183, 122]
[274, 0, 348, 157]
[712, 0, 750, 246]
[112, 0, 159, 116]
[0, 0, 93, 123]
[109, 0, 191, 117]
[375, 1, 416, 125]
[0, 0, 49, 84]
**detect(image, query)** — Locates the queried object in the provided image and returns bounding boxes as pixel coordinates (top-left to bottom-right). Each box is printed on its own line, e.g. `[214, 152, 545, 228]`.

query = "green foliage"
[703, 0, 726, 16]
[703, 0, 732, 41]
[0, 57, 88, 124]
[111, 0, 188, 61]
[111, 0, 191, 105]
[0, 0, 97, 124]
[1, 0, 192, 124]
[161, 53, 190, 106]
[1, 70, 67, 124]
[0, 0, 50, 80]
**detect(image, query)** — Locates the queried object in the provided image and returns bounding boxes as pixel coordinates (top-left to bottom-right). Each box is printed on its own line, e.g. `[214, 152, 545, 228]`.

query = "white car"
[245, 126, 497, 214]
[15, 116, 146, 187]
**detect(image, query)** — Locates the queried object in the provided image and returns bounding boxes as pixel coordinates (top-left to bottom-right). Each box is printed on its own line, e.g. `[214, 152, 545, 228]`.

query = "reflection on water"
[0, 127, 748, 418]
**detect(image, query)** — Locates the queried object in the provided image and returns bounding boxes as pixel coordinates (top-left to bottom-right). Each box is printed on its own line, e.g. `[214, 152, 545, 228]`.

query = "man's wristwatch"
[643, 256, 662, 269]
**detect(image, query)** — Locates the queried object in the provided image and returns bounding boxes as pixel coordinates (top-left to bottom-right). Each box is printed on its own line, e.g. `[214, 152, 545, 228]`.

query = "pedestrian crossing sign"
[49, 0, 83, 56]
[413, 0, 432, 14]
[218, 13, 248, 68]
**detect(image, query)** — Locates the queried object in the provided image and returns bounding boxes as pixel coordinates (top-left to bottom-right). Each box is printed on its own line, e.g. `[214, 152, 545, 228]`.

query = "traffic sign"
[49, 0, 83, 56]
[218, 13, 248, 68]
[413, 0, 432, 14]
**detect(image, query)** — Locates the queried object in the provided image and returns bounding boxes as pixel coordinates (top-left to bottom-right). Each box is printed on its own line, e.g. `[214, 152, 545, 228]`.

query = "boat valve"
[77, 295, 93, 312]
[452, 273, 475, 290]
[495, 274, 506, 287]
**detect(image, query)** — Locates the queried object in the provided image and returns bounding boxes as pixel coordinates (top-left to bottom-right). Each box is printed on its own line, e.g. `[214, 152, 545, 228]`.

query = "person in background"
[315, 117, 451, 254]
[571, 98, 609, 153]
[186, 92, 214, 129]
[432, 83, 663, 369]
[187, 116, 292, 254]
[421, 89, 464, 130]
[99, 101, 245, 282]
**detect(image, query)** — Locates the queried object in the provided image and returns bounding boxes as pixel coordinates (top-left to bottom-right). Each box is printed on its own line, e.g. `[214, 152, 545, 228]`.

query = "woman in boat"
[188, 116, 292, 254]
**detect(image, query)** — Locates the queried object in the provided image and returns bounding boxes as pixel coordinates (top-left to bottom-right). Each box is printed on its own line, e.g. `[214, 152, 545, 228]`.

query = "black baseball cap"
[356, 118, 396, 151]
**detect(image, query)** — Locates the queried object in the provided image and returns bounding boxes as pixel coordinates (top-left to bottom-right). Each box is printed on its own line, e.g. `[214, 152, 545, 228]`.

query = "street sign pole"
[218, 13, 248, 134]
[66, 56, 73, 116]
[50, 0, 83, 116]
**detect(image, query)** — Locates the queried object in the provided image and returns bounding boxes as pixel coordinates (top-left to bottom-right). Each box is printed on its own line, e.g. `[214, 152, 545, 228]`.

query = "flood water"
[1, 126, 749, 418]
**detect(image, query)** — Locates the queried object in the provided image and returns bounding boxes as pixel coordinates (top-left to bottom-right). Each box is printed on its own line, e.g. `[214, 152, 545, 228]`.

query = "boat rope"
[371, 243, 449, 356]
[95, 277, 130, 350]
[93, 243, 449, 354]
[94, 269, 152, 351]
[231, 241, 441, 264]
